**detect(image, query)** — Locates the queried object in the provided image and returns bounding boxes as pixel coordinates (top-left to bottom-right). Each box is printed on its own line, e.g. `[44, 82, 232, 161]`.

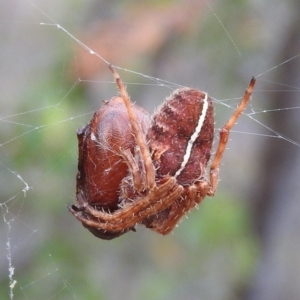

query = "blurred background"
[0, 0, 300, 299]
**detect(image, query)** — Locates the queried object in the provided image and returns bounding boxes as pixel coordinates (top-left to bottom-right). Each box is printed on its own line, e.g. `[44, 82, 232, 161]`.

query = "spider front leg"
[68, 177, 183, 233]
[208, 77, 256, 195]
[147, 180, 210, 235]
[109, 65, 156, 191]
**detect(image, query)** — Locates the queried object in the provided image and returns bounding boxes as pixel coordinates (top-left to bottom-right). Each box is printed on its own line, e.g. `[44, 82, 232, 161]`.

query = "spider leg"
[208, 77, 256, 195]
[149, 181, 210, 235]
[150, 195, 192, 235]
[68, 177, 183, 232]
[120, 148, 144, 192]
[80, 176, 177, 220]
[109, 65, 156, 191]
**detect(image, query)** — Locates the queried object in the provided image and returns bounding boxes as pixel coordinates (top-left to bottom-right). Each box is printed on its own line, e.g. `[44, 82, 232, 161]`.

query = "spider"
[68, 65, 256, 240]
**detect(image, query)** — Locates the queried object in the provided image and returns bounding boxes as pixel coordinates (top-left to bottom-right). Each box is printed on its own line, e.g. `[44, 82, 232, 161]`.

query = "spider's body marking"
[174, 92, 209, 178]
[90, 132, 96, 141]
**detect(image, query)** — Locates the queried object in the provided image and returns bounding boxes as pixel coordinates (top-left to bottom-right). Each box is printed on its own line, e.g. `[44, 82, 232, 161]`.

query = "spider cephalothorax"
[69, 65, 256, 240]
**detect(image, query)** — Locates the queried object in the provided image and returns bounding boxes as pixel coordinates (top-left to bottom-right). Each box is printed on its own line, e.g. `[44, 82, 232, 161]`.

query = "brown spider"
[68, 65, 256, 240]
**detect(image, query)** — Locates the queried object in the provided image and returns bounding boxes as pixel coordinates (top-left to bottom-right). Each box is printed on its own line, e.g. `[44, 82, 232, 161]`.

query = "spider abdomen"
[76, 96, 150, 211]
[147, 88, 214, 185]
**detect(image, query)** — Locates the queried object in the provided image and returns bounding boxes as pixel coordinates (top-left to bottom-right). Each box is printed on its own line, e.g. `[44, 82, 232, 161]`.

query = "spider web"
[1, 1, 300, 300]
